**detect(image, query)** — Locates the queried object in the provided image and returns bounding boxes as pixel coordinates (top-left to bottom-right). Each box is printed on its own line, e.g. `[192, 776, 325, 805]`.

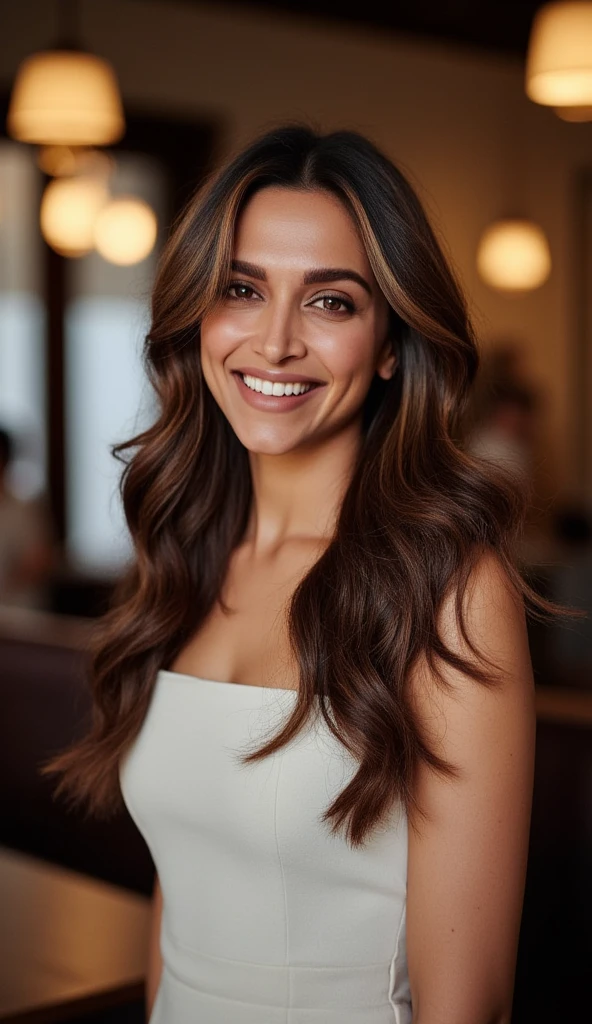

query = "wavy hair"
[41, 124, 575, 848]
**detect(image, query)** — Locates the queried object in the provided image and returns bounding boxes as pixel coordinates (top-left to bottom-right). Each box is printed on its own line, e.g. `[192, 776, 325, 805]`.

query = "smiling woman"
[200, 186, 394, 449]
[41, 124, 572, 1024]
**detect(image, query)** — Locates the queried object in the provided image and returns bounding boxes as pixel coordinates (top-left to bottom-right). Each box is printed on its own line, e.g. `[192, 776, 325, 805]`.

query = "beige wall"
[2, 0, 591, 502]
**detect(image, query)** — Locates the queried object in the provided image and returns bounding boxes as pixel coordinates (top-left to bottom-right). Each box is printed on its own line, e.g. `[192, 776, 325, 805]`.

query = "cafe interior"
[0, 1, 591, 1021]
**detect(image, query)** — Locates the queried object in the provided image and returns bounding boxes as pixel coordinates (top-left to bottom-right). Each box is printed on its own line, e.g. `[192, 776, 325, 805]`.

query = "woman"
[43, 125, 568, 1024]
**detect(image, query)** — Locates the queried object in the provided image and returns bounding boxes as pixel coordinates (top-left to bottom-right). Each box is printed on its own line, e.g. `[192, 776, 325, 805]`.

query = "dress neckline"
[158, 668, 298, 694]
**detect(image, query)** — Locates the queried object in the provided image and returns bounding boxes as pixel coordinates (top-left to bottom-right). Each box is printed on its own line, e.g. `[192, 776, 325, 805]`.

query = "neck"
[243, 418, 362, 555]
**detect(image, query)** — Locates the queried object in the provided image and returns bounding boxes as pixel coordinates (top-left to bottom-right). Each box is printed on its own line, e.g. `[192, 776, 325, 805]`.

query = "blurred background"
[0, 1, 591, 1021]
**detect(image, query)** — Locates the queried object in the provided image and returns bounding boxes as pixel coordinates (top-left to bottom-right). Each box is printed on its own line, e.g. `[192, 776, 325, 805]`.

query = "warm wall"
[1, 0, 591, 502]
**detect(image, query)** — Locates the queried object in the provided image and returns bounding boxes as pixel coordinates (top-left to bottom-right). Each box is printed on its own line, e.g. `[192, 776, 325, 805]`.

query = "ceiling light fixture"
[40, 174, 109, 257]
[477, 219, 552, 292]
[93, 196, 158, 266]
[6, 0, 124, 146]
[526, 1, 592, 119]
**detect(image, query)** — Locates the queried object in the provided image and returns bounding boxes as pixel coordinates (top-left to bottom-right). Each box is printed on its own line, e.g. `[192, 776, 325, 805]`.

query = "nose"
[253, 298, 306, 364]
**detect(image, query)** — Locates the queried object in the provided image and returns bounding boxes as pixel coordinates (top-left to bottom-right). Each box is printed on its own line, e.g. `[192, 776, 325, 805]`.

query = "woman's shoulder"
[407, 546, 531, 735]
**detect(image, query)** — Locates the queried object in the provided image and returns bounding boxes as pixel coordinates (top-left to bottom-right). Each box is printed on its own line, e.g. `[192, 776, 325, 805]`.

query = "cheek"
[200, 312, 243, 365]
[315, 321, 380, 385]
[199, 317, 237, 408]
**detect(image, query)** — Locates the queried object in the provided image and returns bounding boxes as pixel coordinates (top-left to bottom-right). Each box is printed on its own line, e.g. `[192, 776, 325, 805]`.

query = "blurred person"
[43, 125, 571, 1024]
[0, 426, 55, 608]
[465, 356, 554, 565]
[548, 505, 592, 670]
[467, 382, 537, 482]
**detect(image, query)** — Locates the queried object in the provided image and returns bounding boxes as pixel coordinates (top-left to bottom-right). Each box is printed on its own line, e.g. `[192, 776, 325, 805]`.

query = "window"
[64, 153, 165, 572]
[0, 139, 46, 498]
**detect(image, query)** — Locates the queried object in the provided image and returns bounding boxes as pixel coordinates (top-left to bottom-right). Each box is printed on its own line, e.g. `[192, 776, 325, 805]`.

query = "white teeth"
[241, 374, 314, 397]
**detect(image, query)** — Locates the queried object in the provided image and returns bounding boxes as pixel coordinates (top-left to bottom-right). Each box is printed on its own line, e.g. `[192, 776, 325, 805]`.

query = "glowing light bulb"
[477, 219, 552, 292]
[93, 196, 157, 266]
[40, 175, 108, 257]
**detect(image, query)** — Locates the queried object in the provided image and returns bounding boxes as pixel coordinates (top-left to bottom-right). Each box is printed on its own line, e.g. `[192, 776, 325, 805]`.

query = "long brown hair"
[41, 124, 576, 848]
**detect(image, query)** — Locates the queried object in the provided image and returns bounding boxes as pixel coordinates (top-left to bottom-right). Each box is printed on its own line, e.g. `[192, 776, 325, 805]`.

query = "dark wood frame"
[573, 167, 592, 506]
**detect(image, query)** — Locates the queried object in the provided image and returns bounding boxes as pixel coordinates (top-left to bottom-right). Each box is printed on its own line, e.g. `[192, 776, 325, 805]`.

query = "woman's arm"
[146, 873, 164, 1021]
[406, 550, 536, 1024]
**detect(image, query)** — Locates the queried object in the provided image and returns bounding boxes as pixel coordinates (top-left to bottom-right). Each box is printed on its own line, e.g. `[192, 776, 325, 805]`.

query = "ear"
[376, 337, 397, 381]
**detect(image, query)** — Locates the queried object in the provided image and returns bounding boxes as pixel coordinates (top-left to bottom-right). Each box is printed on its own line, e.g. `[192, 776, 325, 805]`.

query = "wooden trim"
[573, 167, 592, 502]
[45, 240, 67, 544]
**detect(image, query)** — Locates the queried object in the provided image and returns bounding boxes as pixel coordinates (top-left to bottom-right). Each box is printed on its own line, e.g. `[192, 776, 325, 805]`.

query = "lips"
[233, 369, 323, 411]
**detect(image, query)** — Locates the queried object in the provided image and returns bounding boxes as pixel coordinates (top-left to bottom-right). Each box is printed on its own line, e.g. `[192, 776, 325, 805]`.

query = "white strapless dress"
[119, 669, 411, 1023]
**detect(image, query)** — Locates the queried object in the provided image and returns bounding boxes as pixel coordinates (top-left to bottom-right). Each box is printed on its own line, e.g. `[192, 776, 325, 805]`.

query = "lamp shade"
[40, 175, 108, 257]
[526, 2, 592, 107]
[477, 219, 552, 292]
[93, 196, 157, 265]
[7, 50, 125, 146]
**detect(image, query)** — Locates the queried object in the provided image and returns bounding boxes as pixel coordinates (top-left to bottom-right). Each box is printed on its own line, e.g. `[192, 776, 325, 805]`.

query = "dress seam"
[162, 959, 398, 1008]
[388, 897, 408, 1022]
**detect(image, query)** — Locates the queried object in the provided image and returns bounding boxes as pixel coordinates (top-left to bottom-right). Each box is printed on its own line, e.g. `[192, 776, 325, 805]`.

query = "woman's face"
[200, 186, 395, 455]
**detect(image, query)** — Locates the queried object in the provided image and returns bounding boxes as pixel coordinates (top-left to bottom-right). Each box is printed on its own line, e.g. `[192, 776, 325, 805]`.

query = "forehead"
[233, 186, 370, 273]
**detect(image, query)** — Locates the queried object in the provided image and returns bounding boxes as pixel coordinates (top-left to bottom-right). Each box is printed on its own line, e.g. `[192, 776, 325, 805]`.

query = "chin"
[234, 426, 307, 456]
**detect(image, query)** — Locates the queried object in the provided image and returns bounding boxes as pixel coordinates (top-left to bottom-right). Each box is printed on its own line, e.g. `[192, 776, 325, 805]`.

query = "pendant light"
[526, 1, 592, 118]
[7, 0, 124, 146]
[477, 219, 552, 292]
[93, 196, 158, 266]
[40, 173, 109, 257]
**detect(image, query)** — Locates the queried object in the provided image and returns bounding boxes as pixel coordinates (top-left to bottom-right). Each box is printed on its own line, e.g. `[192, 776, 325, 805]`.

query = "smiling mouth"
[235, 372, 321, 397]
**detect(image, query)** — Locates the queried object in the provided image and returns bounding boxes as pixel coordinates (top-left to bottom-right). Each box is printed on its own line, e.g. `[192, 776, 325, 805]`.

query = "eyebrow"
[231, 260, 372, 296]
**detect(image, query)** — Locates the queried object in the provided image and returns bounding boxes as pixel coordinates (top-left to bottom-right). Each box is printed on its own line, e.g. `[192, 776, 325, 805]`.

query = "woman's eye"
[311, 295, 353, 313]
[228, 283, 257, 300]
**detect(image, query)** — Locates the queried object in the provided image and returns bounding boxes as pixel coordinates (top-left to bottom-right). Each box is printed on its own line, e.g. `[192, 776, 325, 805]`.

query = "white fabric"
[120, 669, 411, 1023]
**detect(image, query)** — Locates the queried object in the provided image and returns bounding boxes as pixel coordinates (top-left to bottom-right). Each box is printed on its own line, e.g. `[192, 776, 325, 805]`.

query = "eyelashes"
[226, 281, 356, 315]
